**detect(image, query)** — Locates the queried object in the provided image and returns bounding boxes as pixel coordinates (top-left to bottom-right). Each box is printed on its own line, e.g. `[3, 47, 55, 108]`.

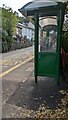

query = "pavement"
[2, 59, 68, 119]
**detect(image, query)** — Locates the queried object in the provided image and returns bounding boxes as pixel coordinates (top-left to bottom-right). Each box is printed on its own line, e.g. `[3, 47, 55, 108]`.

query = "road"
[0, 46, 34, 77]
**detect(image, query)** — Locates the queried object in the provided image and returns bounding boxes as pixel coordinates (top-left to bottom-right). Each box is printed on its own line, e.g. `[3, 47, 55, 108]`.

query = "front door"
[38, 15, 58, 77]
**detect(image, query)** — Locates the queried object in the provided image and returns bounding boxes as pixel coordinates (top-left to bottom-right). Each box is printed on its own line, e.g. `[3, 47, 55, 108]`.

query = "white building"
[16, 21, 34, 41]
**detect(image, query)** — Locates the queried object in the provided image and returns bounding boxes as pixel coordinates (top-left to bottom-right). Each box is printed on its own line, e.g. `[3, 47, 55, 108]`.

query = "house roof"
[17, 22, 34, 30]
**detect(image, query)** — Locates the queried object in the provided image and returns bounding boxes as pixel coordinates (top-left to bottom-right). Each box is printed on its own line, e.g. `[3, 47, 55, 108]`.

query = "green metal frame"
[56, 8, 66, 84]
[34, 12, 39, 83]
[34, 4, 66, 84]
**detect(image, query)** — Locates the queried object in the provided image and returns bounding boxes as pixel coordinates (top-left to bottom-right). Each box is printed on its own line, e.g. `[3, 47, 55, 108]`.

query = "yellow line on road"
[0, 56, 34, 78]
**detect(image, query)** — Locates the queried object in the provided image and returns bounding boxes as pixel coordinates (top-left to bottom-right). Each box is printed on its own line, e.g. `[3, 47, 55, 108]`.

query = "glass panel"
[39, 16, 57, 52]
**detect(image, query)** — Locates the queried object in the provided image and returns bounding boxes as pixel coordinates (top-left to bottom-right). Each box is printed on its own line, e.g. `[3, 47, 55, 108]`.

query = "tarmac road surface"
[0, 46, 34, 76]
[1, 47, 68, 119]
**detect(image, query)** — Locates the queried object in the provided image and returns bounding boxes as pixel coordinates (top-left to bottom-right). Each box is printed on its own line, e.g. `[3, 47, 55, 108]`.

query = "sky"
[0, 0, 32, 16]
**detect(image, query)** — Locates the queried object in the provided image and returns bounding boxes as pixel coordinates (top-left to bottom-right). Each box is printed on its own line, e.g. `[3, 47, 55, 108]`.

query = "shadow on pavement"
[6, 76, 68, 111]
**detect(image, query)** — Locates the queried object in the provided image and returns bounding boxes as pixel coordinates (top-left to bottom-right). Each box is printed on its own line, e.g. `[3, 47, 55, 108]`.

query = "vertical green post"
[57, 3, 66, 84]
[34, 12, 39, 83]
[57, 9, 62, 84]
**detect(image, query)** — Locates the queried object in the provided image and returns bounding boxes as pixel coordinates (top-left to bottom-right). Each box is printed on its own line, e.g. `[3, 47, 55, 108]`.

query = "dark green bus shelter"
[19, 0, 66, 84]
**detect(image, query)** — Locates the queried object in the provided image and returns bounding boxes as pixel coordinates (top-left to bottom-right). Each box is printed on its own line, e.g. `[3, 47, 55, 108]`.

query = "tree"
[2, 5, 18, 52]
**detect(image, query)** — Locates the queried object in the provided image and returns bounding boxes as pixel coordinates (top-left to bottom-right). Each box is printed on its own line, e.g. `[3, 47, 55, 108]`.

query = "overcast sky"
[0, 0, 32, 16]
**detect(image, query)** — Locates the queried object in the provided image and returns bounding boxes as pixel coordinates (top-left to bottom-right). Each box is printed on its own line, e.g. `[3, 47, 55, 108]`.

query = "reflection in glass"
[39, 16, 57, 52]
